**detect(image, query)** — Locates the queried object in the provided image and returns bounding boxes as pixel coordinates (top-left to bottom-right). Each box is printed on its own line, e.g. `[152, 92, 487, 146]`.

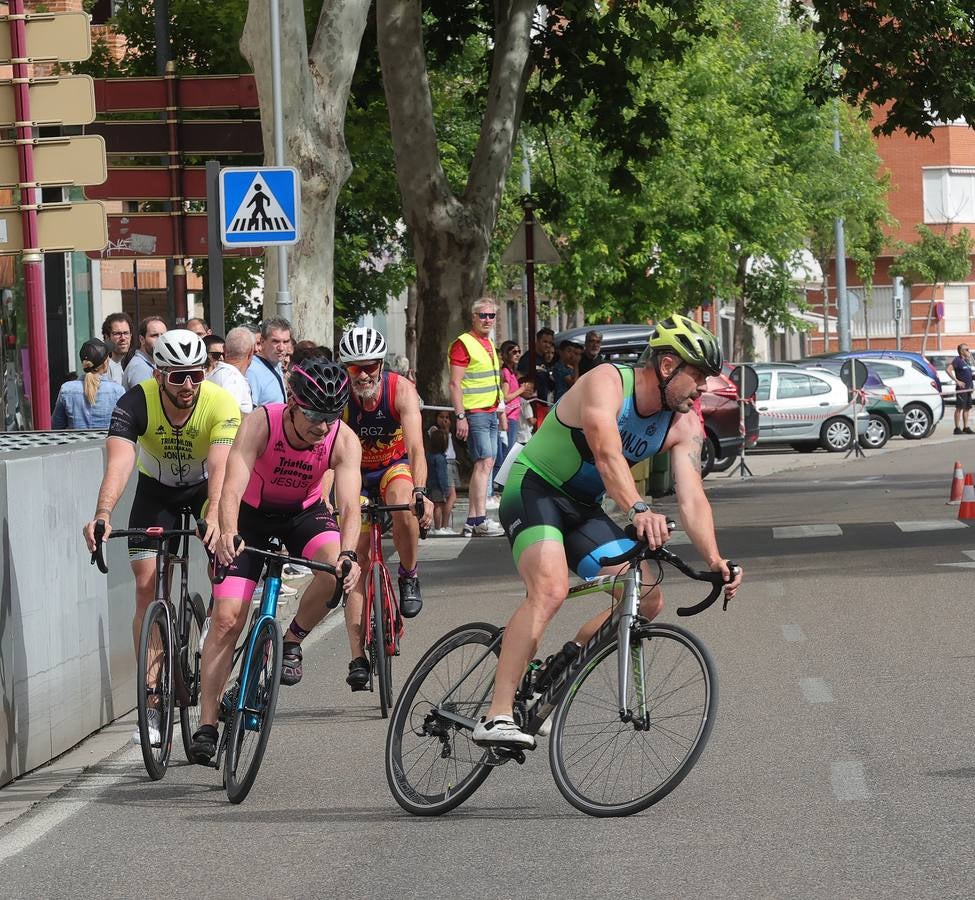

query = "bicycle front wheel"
[372, 567, 394, 718]
[549, 622, 717, 817]
[178, 592, 206, 762]
[225, 618, 283, 804]
[137, 601, 176, 781]
[386, 622, 501, 816]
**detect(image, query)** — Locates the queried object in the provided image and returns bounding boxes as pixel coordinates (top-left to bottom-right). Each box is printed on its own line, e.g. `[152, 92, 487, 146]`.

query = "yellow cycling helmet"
[639, 314, 723, 376]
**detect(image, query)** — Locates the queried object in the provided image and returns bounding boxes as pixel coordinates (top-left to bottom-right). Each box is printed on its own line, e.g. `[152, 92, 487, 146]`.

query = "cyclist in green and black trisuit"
[473, 315, 744, 749]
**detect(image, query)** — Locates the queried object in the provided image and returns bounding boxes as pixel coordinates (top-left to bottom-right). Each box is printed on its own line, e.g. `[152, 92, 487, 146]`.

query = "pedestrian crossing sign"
[219, 166, 300, 248]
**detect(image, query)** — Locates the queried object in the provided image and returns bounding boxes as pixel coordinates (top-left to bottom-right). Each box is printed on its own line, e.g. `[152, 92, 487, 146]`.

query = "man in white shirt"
[206, 325, 255, 415]
[123, 316, 167, 389]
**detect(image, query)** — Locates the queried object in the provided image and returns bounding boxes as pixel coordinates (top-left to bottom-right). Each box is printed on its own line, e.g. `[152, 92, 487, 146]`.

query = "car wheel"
[858, 414, 890, 450]
[710, 452, 736, 473]
[821, 416, 854, 452]
[902, 403, 933, 439]
[700, 433, 715, 477]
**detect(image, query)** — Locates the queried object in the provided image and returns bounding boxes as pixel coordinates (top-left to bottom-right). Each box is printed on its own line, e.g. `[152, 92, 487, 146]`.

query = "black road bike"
[91, 510, 206, 780]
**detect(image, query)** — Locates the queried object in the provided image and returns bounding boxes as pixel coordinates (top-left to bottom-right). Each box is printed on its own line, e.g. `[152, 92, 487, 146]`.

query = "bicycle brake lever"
[327, 558, 352, 609]
[91, 519, 109, 574]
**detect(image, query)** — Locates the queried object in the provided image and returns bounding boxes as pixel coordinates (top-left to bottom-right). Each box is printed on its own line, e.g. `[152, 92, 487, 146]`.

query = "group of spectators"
[52, 312, 334, 430]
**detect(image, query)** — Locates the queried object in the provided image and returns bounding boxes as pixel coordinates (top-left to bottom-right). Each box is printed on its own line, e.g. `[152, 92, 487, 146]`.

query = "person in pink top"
[189, 358, 362, 765]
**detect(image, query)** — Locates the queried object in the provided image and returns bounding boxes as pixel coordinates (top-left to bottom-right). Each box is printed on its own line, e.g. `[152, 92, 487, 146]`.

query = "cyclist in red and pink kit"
[189, 358, 362, 764]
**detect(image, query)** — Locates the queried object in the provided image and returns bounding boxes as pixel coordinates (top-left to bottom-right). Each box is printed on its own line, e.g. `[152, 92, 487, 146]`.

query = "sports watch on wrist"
[627, 501, 650, 524]
[456, 412, 467, 420]
[338, 549, 358, 563]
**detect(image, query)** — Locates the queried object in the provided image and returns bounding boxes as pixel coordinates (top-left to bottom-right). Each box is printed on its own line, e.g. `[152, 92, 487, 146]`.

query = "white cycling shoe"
[472, 715, 535, 750]
[131, 708, 162, 746]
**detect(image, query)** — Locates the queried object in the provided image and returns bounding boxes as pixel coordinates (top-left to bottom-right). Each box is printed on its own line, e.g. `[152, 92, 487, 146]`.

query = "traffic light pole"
[10, 0, 51, 429]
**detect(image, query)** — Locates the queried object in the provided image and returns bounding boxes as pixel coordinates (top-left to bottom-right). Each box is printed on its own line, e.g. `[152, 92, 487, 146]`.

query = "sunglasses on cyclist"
[162, 368, 206, 386]
[296, 405, 340, 425]
[477, 311, 497, 320]
[346, 360, 382, 377]
[208, 351, 224, 361]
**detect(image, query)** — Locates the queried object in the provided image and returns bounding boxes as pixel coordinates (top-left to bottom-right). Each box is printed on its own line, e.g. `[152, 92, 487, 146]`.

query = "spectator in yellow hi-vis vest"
[448, 297, 507, 537]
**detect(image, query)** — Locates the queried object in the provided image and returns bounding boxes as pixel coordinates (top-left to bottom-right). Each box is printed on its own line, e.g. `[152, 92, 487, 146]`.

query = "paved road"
[3, 435, 975, 897]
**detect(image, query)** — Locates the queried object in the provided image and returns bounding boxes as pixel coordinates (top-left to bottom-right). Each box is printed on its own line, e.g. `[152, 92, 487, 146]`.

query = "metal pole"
[269, 0, 291, 322]
[521, 148, 533, 372]
[164, 61, 187, 324]
[11, 0, 50, 428]
[133, 259, 141, 325]
[205, 160, 226, 336]
[833, 108, 851, 352]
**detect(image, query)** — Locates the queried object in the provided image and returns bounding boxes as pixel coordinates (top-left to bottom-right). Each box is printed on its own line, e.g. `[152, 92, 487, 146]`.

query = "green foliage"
[744, 260, 812, 334]
[793, 1, 975, 137]
[890, 225, 974, 287]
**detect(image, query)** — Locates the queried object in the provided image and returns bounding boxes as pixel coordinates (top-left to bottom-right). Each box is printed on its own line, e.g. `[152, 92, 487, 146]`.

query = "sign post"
[0, 4, 107, 429]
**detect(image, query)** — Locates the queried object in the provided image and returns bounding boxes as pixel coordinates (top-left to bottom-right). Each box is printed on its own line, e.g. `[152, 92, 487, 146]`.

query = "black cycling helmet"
[289, 357, 350, 419]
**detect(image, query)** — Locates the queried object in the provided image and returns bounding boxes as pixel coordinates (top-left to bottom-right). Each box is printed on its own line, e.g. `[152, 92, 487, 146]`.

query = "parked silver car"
[752, 363, 871, 452]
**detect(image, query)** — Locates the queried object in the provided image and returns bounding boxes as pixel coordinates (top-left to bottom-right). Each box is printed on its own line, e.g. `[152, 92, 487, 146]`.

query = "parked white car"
[856, 358, 943, 439]
[752, 364, 870, 451]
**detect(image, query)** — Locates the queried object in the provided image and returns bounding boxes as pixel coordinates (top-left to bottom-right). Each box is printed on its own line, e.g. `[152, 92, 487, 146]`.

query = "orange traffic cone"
[958, 474, 975, 521]
[948, 461, 965, 504]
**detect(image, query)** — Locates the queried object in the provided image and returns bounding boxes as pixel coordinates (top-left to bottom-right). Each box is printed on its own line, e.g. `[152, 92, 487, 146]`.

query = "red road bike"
[360, 493, 425, 717]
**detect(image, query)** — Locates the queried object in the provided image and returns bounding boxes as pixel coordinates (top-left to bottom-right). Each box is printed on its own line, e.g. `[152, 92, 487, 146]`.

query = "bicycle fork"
[616, 568, 650, 729]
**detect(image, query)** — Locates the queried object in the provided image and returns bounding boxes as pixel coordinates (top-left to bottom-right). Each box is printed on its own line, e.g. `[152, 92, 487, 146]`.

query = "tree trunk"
[920, 287, 937, 355]
[732, 254, 749, 361]
[377, 0, 535, 404]
[404, 282, 418, 372]
[241, 0, 370, 345]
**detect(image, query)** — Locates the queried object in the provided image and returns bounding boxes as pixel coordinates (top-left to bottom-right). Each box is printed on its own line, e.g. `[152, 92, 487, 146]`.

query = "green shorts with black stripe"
[498, 459, 628, 575]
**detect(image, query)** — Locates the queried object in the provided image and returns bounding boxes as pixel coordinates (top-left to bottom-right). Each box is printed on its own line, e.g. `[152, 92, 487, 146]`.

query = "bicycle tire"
[374, 567, 394, 718]
[548, 621, 717, 817]
[178, 592, 206, 762]
[225, 618, 283, 804]
[136, 601, 175, 781]
[386, 622, 501, 816]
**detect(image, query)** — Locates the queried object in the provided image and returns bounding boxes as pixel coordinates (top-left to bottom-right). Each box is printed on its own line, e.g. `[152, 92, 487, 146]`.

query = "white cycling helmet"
[339, 326, 387, 363]
[153, 328, 207, 368]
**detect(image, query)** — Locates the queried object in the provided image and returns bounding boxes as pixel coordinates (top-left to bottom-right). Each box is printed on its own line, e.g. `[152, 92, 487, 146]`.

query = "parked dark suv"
[554, 324, 758, 476]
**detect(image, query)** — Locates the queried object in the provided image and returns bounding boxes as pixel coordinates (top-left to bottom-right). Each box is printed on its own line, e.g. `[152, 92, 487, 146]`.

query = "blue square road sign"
[219, 166, 300, 248]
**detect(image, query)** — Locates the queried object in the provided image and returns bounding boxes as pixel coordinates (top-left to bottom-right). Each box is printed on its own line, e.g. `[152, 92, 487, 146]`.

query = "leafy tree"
[891, 225, 974, 352]
[376, 0, 710, 402]
[793, 1, 975, 137]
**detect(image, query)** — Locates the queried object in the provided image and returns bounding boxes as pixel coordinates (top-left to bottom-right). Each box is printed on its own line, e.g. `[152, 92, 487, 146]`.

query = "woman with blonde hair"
[52, 338, 125, 429]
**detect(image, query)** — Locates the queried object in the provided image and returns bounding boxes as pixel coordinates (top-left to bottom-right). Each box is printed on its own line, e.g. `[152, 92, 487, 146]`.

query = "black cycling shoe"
[346, 656, 370, 691]
[281, 642, 303, 686]
[189, 724, 218, 765]
[398, 575, 422, 618]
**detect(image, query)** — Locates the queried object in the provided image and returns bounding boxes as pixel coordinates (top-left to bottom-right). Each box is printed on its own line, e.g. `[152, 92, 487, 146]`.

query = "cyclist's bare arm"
[395, 377, 434, 527]
[567, 366, 670, 548]
[83, 436, 136, 550]
[668, 417, 743, 598]
[330, 422, 363, 591]
[319, 468, 335, 514]
[216, 410, 267, 563]
[200, 442, 232, 548]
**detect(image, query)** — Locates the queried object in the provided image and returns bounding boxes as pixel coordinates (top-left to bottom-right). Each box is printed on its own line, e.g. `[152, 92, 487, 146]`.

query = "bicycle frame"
[364, 509, 401, 657]
[430, 566, 643, 738]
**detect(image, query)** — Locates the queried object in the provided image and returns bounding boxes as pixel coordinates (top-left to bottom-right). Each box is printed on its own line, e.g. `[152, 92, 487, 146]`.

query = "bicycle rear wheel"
[372, 567, 394, 718]
[386, 622, 501, 816]
[549, 622, 717, 817]
[225, 618, 283, 804]
[178, 592, 206, 762]
[137, 601, 176, 781]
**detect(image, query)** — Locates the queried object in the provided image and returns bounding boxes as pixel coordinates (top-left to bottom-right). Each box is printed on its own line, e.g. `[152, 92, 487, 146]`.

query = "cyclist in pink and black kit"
[189, 358, 362, 764]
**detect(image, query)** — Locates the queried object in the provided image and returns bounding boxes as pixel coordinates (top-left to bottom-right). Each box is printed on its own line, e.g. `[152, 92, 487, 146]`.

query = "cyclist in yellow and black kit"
[83, 329, 240, 681]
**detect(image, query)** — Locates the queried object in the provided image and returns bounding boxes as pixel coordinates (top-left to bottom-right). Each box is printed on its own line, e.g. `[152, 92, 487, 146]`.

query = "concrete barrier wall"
[0, 439, 210, 787]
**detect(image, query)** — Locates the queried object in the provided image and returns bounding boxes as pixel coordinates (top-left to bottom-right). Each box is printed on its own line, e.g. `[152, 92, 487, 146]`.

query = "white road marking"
[0, 749, 141, 864]
[831, 760, 869, 800]
[936, 549, 975, 569]
[772, 524, 843, 539]
[781, 624, 805, 642]
[800, 677, 833, 703]
[895, 520, 968, 532]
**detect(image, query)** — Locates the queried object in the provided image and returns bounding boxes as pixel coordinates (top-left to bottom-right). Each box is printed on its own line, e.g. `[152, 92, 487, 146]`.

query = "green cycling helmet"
[640, 314, 723, 376]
